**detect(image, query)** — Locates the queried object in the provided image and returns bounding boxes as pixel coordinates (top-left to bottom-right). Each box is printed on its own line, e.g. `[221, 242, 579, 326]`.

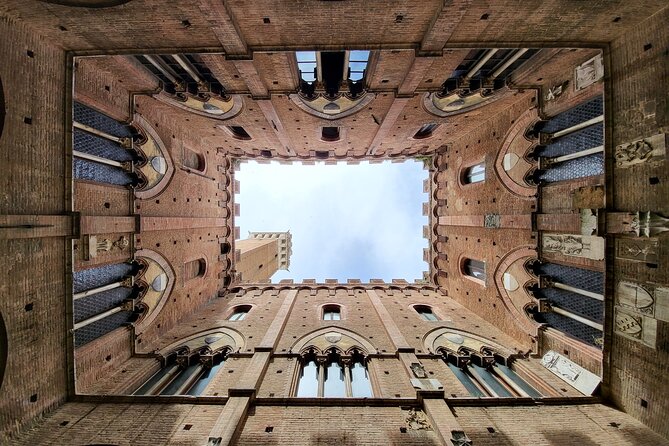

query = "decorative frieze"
[541, 233, 605, 260]
[540, 350, 600, 394]
[615, 133, 666, 168]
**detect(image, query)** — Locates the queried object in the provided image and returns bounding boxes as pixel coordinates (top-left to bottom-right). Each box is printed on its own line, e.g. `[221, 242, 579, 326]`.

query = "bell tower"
[235, 231, 292, 282]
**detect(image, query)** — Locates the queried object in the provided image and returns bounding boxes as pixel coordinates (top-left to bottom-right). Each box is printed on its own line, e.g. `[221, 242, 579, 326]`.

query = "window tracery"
[296, 349, 372, 398]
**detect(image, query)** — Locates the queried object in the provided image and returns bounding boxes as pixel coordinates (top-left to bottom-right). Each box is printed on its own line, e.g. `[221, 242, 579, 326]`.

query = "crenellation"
[1, 1, 668, 444]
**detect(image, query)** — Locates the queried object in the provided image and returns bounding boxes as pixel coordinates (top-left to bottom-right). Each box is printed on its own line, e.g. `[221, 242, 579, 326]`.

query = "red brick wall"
[606, 6, 669, 438]
[0, 15, 69, 440]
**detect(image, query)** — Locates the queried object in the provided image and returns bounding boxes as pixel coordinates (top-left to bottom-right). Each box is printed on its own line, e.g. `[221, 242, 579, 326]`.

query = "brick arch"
[133, 113, 175, 200]
[423, 327, 514, 357]
[493, 246, 541, 338]
[157, 327, 245, 357]
[133, 249, 175, 335]
[493, 107, 540, 198]
[291, 326, 377, 356]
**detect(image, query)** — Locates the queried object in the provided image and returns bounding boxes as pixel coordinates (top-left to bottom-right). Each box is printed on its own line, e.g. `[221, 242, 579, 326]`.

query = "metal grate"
[539, 153, 604, 183]
[74, 287, 132, 323]
[73, 101, 131, 138]
[543, 313, 602, 349]
[539, 96, 603, 133]
[73, 158, 133, 185]
[73, 263, 134, 293]
[74, 129, 134, 162]
[537, 123, 603, 158]
[538, 287, 603, 323]
[74, 311, 132, 348]
[537, 263, 604, 294]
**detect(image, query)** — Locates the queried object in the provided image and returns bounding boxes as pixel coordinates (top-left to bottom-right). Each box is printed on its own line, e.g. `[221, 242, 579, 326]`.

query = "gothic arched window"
[441, 349, 541, 398]
[296, 351, 372, 398]
[134, 349, 227, 396]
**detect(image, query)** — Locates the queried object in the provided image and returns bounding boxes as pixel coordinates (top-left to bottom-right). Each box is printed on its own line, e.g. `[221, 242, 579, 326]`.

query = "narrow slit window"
[228, 126, 251, 140]
[414, 305, 438, 321]
[463, 258, 486, 281]
[321, 126, 340, 142]
[183, 147, 205, 172]
[323, 305, 341, 321]
[414, 123, 439, 139]
[229, 305, 251, 321]
[463, 163, 485, 184]
[184, 258, 206, 281]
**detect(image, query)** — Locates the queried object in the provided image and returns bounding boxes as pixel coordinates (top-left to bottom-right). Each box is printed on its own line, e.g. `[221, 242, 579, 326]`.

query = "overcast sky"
[235, 160, 428, 282]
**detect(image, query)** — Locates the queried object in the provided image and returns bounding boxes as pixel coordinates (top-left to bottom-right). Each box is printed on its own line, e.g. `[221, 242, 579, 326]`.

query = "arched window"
[227, 125, 251, 140]
[296, 351, 372, 398]
[229, 305, 251, 321]
[184, 258, 206, 281]
[321, 126, 340, 142]
[441, 349, 541, 398]
[183, 147, 205, 172]
[462, 163, 485, 184]
[134, 349, 227, 396]
[414, 305, 438, 321]
[463, 258, 486, 282]
[322, 305, 341, 321]
[413, 123, 439, 139]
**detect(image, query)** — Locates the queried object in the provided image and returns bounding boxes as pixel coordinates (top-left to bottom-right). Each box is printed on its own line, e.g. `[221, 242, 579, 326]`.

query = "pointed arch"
[133, 249, 175, 334]
[157, 327, 245, 358]
[291, 326, 377, 356]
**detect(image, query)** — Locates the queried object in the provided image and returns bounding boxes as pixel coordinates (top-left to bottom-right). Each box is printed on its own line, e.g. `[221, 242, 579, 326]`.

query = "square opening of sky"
[235, 160, 429, 282]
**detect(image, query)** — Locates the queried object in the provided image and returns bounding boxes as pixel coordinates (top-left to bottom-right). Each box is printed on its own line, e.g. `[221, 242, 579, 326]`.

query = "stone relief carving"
[545, 81, 568, 102]
[410, 362, 427, 378]
[84, 235, 130, 260]
[616, 281, 655, 315]
[615, 237, 658, 264]
[615, 280, 669, 323]
[580, 209, 598, 235]
[484, 214, 501, 229]
[615, 133, 666, 168]
[405, 408, 432, 430]
[541, 350, 580, 382]
[540, 350, 600, 394]
[542, 234, 605, 260]
[614, 308, 657, 348]
[575, 54, 604, 91]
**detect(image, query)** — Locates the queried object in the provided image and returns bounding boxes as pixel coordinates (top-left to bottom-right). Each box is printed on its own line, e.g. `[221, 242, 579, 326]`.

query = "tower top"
[248, 231, 293, 270]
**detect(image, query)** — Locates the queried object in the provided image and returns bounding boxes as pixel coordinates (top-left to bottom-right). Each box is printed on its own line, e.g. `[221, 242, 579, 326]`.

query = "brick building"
[0, 1, 668, 444]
